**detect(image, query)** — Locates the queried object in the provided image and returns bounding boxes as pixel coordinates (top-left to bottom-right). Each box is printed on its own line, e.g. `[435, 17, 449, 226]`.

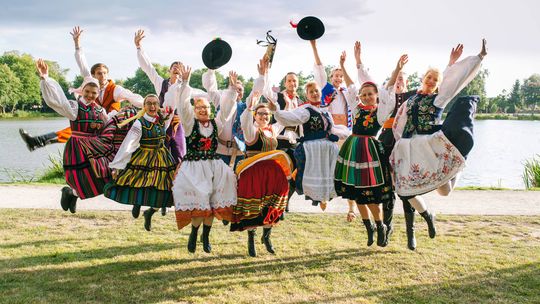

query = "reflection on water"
[1, 119, 539, 188]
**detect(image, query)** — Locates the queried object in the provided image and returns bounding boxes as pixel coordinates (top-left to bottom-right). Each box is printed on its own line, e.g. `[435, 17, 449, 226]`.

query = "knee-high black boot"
[187, 225, 200, 253]
[143, 208, 156, 231]
[248, 230, 257, 257]
[132, 205, 141, 218]
[60, 186, 73, 211]
[19, 129, 59, 151]
[202, 224, 212, 253]
[261, 228, 275, 254]
[362, 219, 375, 247]
[375, 220, 388, 247]
[404, 212, 417, 250]
[420, 210, 436, 239]
[383, 197, 395, 241]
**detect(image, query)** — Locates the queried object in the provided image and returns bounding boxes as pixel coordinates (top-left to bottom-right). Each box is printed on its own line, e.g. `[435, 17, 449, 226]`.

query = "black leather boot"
[383, 198, 395, 241]
[60, 186, 72, 211]
[68, 193, 78, 214]
[261, 227, 275, 254]
[375, 220, 388, 247]
[404, 212, 417, 250]
[187, 225, 199, 253]
[362, 219, 375, 247]
[248, 230, 257, 257]
[132, 205, 141, 218]
[143, 208, 156, 231]
[202, 224, 212, 253]
[161, 206, 167, 216]
[420, 210, 436, 239]
[19, 129, 58, 151]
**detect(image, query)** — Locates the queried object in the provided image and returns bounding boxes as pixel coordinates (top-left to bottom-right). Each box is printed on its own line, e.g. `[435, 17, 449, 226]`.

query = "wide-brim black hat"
[296, 16, 325, 40]
[202, 38, 232, 70]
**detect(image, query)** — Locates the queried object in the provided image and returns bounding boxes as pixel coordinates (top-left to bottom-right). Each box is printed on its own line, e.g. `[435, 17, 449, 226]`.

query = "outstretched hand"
[479, 38, 488, 59]
[354, 41, 362, 65]
[35, 58, 49, 79]
[180, 65, 192, 83]
[257, 55, 269, 76]
[70, 26, 83, 49]
[248, 91, 262, 109]
[134, 29, 145, 48]
[340, 51, 346, 67]
[228, 71, 238, 88]
[397, 54, 409, 70]
[449, 43, 463, 66]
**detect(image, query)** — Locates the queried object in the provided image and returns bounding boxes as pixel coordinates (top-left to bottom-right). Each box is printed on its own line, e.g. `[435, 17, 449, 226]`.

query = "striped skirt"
[104, 145, 176, 207]
[334, 135, 393, 204]
[63, 132, 115, 199]
[231, 150, 292, 231]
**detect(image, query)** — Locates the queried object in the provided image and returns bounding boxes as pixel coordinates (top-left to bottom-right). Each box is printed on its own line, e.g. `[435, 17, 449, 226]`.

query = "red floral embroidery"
[199, 138, 212, 151]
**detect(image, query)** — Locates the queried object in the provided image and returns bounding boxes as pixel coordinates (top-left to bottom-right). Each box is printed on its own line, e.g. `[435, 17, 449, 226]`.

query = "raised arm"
[71, 26, 91, 77]
[36, 59, 78, 120]
[240, 92, 262, 143]
[354, 41, 376, 84]
[340, 51, 354, 88]
[386, 54, 408, 89]
[311, 40, 327, 87]
[112, 85, 144, 108]
[215, 71, 239, 135]
[165, 65, 194, 133]
[135, 29, 165, 93]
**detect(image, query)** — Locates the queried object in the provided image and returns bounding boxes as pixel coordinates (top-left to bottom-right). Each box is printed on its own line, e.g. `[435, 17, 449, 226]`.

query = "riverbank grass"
[0, 209, 538, 304]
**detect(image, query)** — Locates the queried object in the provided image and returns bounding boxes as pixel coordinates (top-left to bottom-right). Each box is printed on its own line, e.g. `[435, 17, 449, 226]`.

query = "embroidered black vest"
[353, 107, 381, 137]
[300, 107, 333, 142]
[183, 119, 220, 161]
[246, 127, 278, 154]
[139, 117, 166, 148]
[70, 100, 105, 135]
[402, 94, 444, 138]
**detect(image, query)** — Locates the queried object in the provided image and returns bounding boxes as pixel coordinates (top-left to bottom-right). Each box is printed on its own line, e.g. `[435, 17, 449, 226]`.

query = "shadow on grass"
[288, 262, 540, 304]
[0, 246, 380, 303]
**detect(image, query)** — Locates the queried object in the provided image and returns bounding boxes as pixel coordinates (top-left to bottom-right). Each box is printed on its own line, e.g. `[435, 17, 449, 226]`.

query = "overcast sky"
[1, 0, 539, 96]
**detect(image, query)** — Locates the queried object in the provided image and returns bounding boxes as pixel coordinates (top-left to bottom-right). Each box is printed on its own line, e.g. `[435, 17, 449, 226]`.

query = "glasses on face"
[195, 106, 210, 110]
[256, 112, 271, 117]
[145, 102, 160, 107]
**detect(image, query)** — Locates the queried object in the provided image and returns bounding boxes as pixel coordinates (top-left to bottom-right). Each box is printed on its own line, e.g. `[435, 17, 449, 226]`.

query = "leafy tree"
[0, 64, 22, 114]
[521, 74, 540, 112]
[507, 80, 523, 113]
[0, 51, 40, 110]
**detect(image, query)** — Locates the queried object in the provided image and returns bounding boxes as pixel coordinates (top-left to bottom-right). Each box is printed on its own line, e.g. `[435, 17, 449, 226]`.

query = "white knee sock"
[408, 196, 427, 213]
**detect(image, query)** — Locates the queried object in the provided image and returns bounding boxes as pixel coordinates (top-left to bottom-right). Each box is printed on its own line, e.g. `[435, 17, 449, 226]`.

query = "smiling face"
[395, 72, 407, 93]
[330, 69, 344, 88]
[284, 73, 298, 93]
[91, 66, 109, 87]
[421, 69, 441, 94]
[82, 83, 99, 102]
[235, 80, 244, 101]
[194, 98, 211, 122]
[254, 104, 271, 127]
[144, 95, 160, 117]
[169, 61, 183, 81]
[358, 85, 378, 106]
[305, 83, 321, 105]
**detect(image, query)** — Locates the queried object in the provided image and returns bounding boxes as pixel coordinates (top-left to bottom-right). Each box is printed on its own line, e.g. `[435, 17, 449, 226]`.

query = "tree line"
[1, 50, 539, 114]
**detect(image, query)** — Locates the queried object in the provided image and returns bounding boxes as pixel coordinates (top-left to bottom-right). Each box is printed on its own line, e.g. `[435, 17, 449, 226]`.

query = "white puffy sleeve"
[165, 83, 194, 134]
[240, 107, 257, 143]
[74, 48, 91, 77]
[137, 47, 164, 93]
[109, 119, 142, 170]
[215, 88, 238, 135]
[434, 55, 482, 108]
[357, 64, 376, 84]
[376, 85, 396, 125]
[113, 85, 144, 108]
[262, 72, 278, 104]
[202, 69, 222, 107]
[345, 84, 359, 111]
[313, 64, 328, 88]
[392, 101, 408, 141]
[273, 106, 310, 127]
[40, 76, 78, 121]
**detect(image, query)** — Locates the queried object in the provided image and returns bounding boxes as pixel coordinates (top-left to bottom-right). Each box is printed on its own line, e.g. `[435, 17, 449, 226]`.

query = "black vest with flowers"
[183, 119, 220, 161]
[353, 107, 380, 136]
[402, 94, 444, 138]
[300, 107, 333, 142]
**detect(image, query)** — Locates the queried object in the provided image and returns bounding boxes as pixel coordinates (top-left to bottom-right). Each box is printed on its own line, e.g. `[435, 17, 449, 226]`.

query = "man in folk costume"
[201, 40, 265, 170]
[20, 26, 143, 151]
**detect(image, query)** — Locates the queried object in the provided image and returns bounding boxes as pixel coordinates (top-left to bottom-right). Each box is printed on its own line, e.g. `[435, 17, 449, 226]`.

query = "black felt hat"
[296, 16, 325, 40]
[202, 38, 232, 69]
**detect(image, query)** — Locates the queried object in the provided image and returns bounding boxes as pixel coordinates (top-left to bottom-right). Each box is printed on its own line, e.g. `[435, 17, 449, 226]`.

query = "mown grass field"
[0, 209, 539, 304]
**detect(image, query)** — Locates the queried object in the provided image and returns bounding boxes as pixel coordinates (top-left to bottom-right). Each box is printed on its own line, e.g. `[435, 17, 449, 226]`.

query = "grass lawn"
[0, 209, 539, 304]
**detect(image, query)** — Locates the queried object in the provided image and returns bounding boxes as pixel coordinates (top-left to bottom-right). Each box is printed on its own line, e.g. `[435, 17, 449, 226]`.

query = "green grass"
[0, 210, 538, 304]
[0, 110, 61, 119]
[523, 155, 540, 189]
[474, 113, 540, 120]
[454, 185, 512, 191]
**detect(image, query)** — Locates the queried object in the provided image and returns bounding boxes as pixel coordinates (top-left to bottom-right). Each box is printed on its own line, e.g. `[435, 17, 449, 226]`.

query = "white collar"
[143, 113, 158, 123]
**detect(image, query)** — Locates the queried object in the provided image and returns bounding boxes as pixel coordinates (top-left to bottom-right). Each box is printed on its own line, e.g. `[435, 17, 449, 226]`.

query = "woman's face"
[331, 69, 344, 88]
[306, 85, 321, 104]
[82, 85, 99, 102]
[359, 86, 378, 106]
[144, 96, 160, 116]
[194, 98, 211, 121]
[421, 71, 440, 93]
[254, 106, 271, 127]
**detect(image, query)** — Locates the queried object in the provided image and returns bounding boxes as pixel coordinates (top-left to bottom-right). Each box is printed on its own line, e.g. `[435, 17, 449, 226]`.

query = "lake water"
[0, 119, 539, 189]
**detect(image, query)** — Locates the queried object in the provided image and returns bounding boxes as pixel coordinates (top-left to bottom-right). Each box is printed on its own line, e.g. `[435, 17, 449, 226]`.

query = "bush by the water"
[523, 154, 540, 189]
[37, 153, 64, 184]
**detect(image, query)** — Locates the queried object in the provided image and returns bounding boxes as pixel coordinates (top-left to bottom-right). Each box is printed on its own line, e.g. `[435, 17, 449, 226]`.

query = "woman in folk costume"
[334, 51, 407, 247]
[36, 59, 115, 213]
[165, 65, 239, 254]
[231, 64, 293, 256]
[273, 81, 350, 211]
[354, 41, 418, 247]
[104, 94, 176, 231]
[390, 40, 488, 247]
